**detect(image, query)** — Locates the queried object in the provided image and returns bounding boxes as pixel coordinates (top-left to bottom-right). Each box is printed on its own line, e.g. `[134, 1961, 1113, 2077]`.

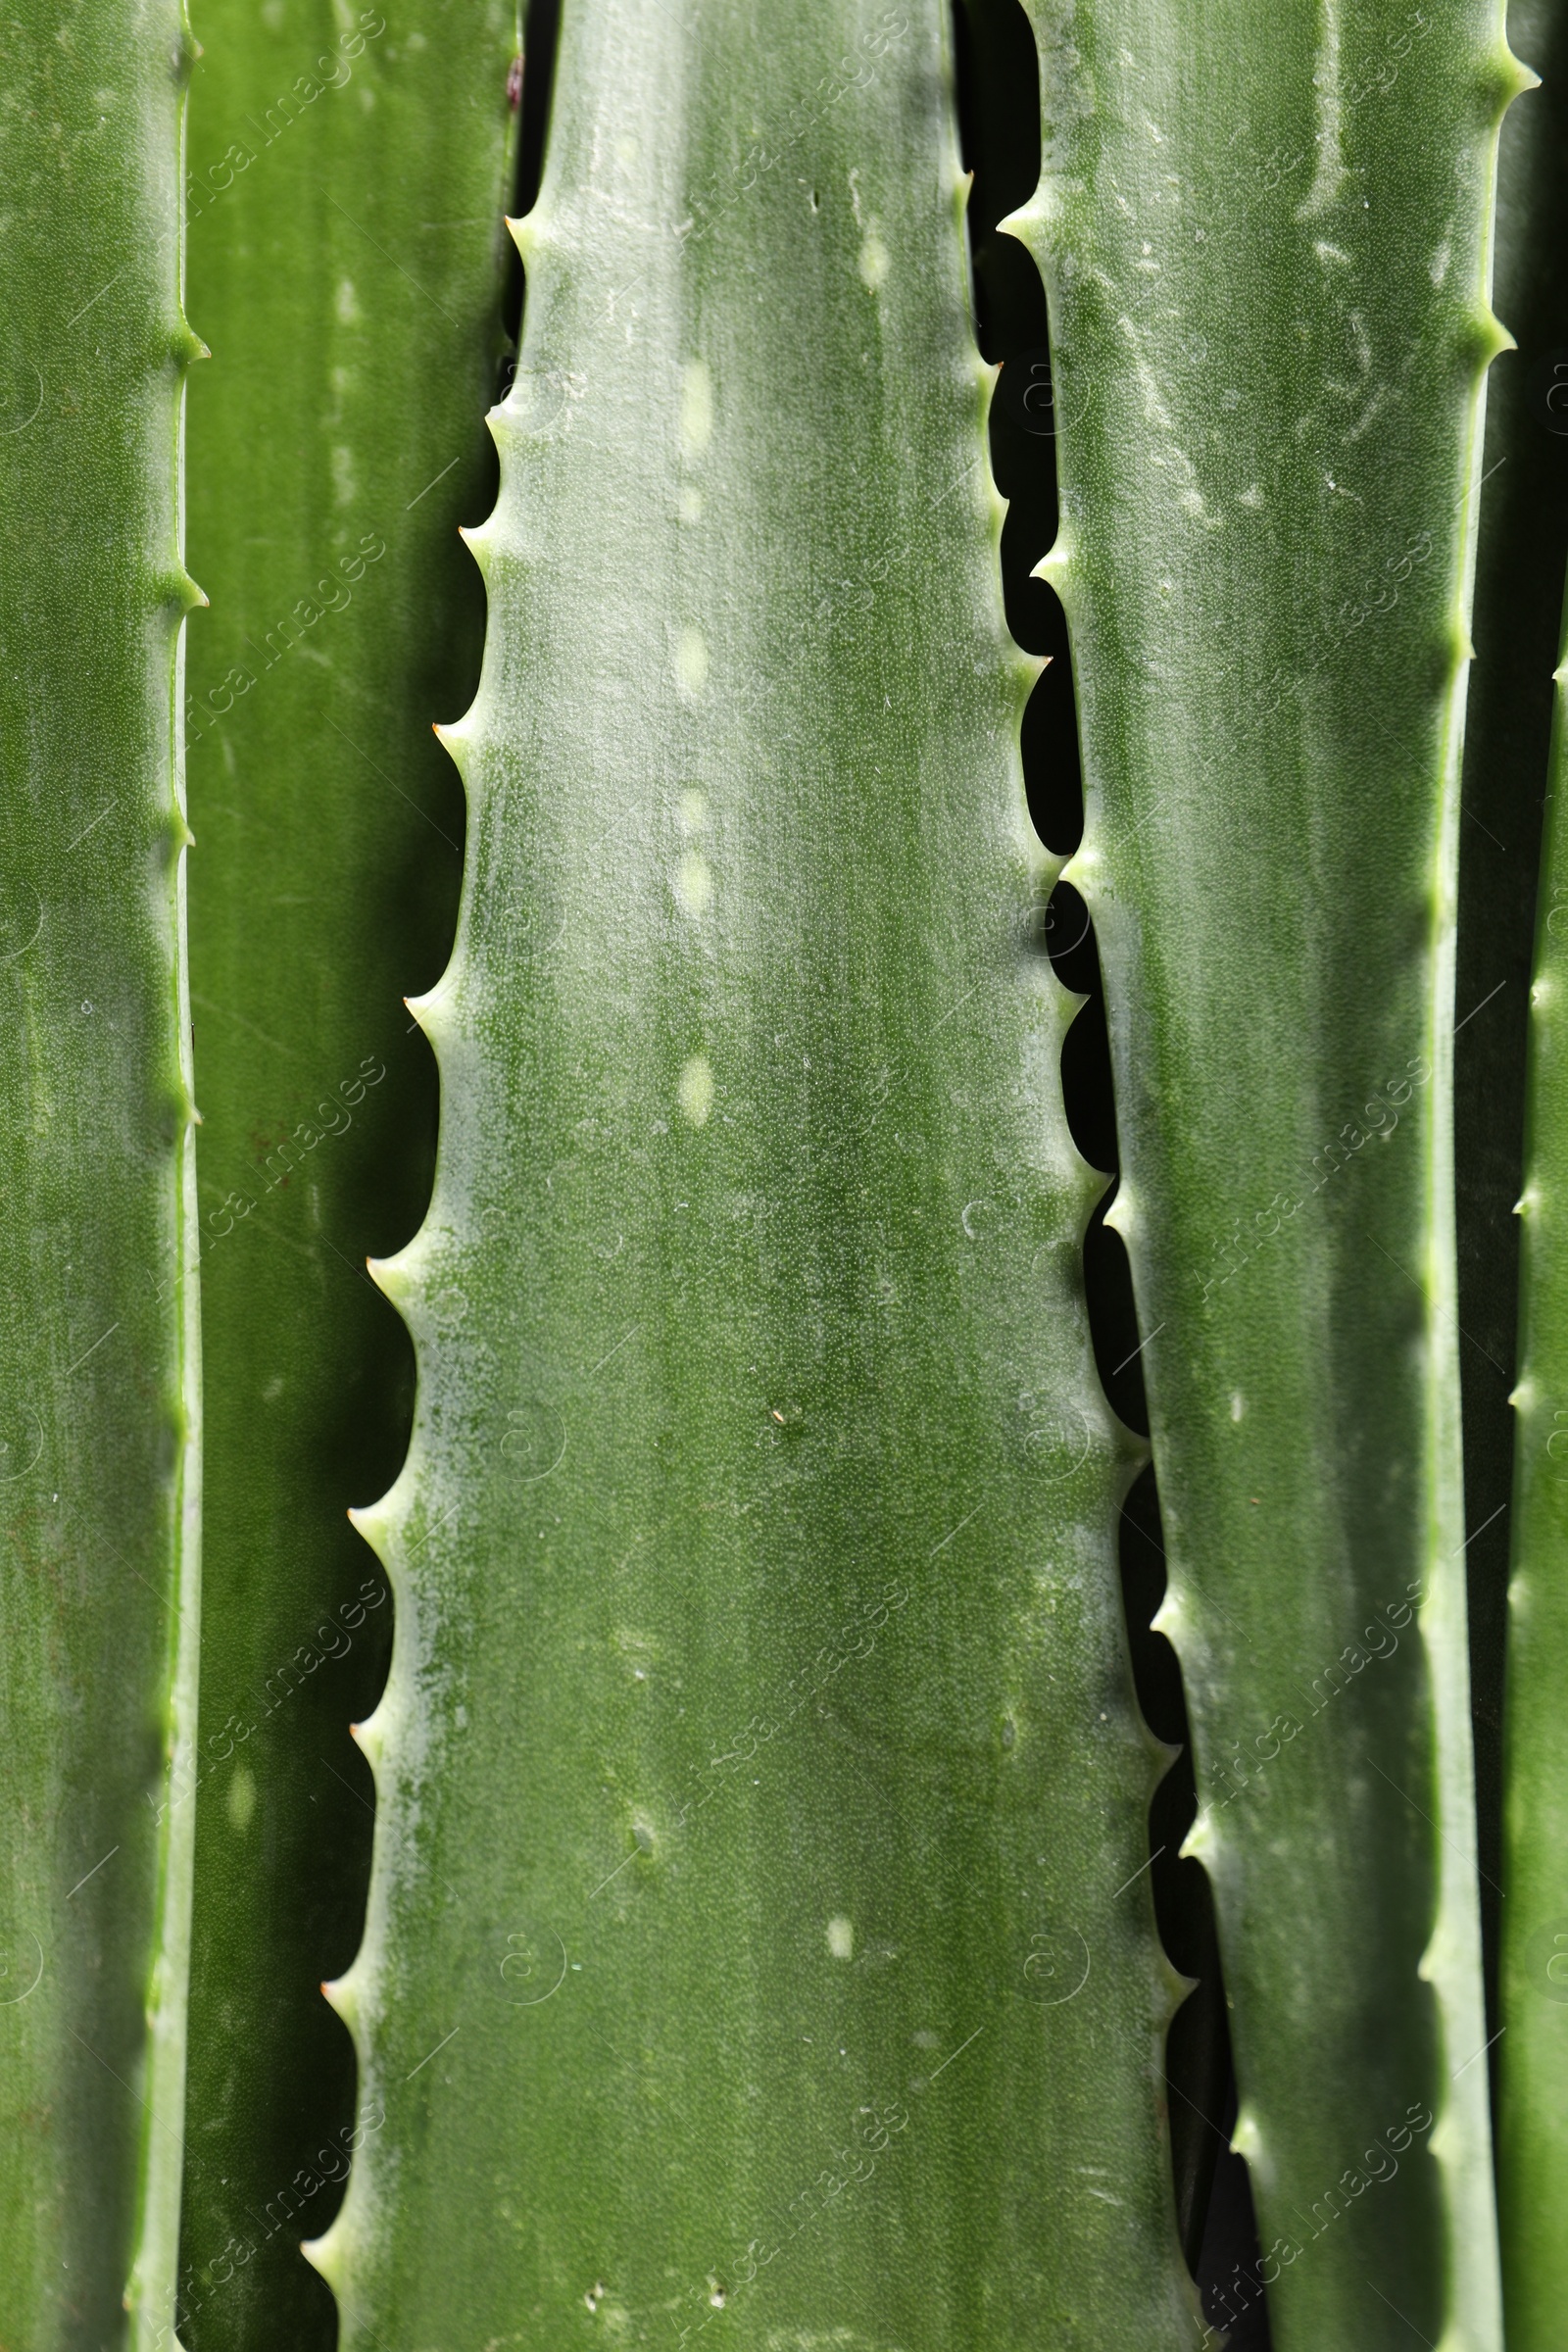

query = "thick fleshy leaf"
[316, 3, 1199, 2344]
[0, 5, 202, 2345]
[178, 3, 516, 2340]
[1013, 0, 1519, 2341]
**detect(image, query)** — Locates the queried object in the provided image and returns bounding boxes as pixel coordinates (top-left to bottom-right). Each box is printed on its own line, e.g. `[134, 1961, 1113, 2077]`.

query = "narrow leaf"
[178, 3, 517, 2340]
[1499, 576, 1568, 2348]
[0, 6, 203, 2345]
[1014, 1, 1522, 2340]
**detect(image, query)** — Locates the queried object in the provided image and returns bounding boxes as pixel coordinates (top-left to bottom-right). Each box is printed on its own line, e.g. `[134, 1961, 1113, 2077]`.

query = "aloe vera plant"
[1012, 0, 1525, 2340]
[0, 5, 203, 2346]
[175, 5, 516, 2341]
[300, 1, 1208, 2341]
[22, 0, 1568, 2340]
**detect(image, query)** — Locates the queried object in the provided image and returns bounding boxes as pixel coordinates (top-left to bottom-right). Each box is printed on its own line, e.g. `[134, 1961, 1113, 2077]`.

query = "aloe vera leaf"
[1499, 600, 1568, 2338]
[1012, 4, 1522, 2342]
[310, 1, 1200, 2341]
[0, 5, 203, 2347]
[1494, 22, 1568, 2341]
[1453, 0, 1568, 2047]
[176, 4, 516, 2341]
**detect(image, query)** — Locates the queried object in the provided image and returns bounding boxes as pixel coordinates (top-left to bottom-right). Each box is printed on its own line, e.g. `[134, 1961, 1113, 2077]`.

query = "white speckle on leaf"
[1297, 0, 1345, 219]
[227, 1765, 256, 1837]
[678, 1055, 713, 1126]
[858, 232, 890, 291]
[675, 628, 709, 696]
[1231, 1393, 1245, 1422]
[827, 1916, 854, 1960]
[680, 358, 711, 456]
[674, 854, 712, 916]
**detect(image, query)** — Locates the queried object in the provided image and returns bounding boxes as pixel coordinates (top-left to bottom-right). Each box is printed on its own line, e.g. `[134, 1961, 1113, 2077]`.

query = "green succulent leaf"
[1453, 19, 1568, 2341]
[1449, 0, 1568, 2035]
[0, 5, 202, 2346]
[1500, 555, 1568, 2352]
[314, 2, 1198, 2344]
[1014, 0, 1524, 2342]
[178, 2, 517, 2342]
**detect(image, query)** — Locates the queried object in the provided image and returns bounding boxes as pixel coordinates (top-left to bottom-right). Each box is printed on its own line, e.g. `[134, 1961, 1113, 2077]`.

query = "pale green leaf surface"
[1014, 2, 1517, 2343]
[317, 2, 1199, 2344]
[0, 5, 202, 2346]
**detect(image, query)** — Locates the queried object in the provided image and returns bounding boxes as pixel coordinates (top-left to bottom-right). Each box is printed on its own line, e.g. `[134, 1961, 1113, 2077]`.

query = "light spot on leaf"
[675, 628, 709, 696]
[674, 854, 712, 916]
[680, 358, 712, 455]
[678, 1055, 713, 1126]
[227, 1765, 257, 1837]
